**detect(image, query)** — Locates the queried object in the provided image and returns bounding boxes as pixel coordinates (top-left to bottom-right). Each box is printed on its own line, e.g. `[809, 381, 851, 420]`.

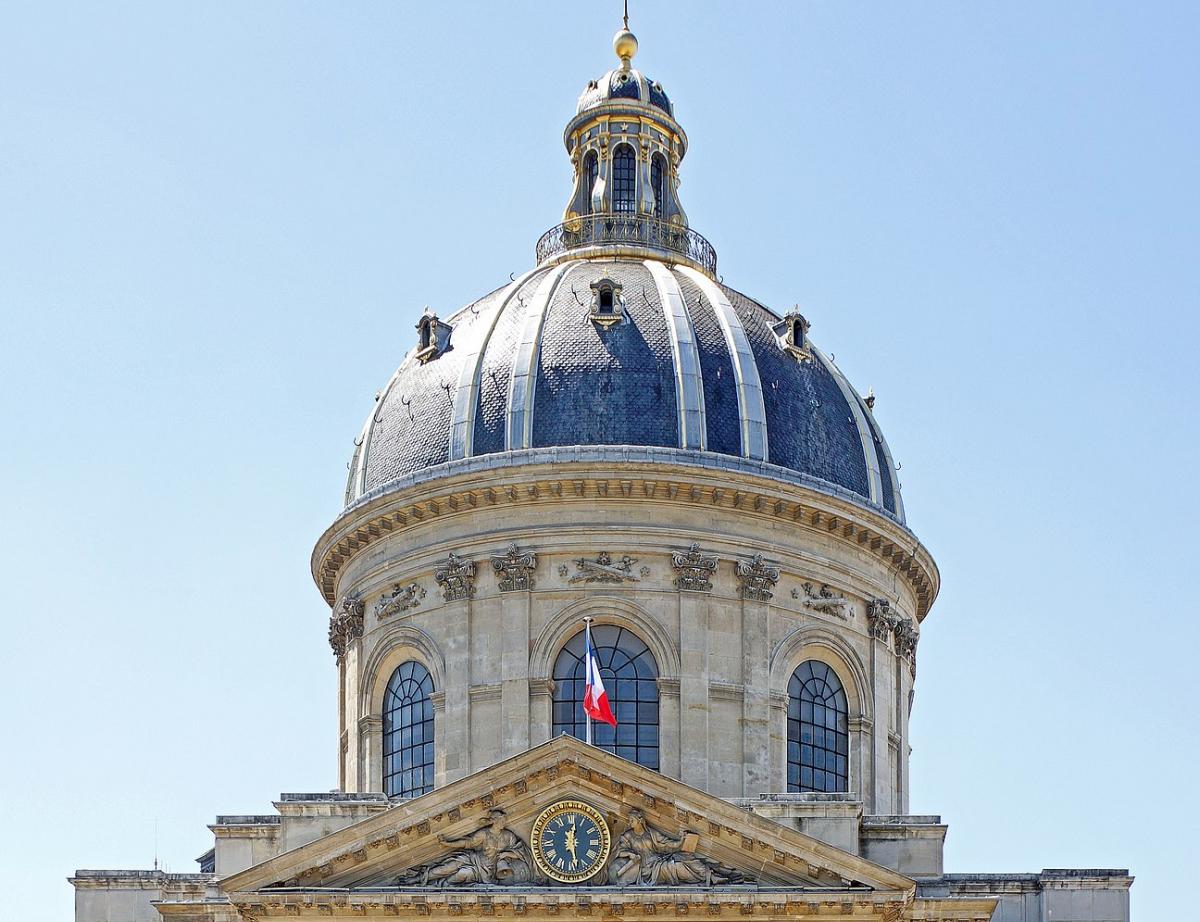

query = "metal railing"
[535, 213, 717, 276]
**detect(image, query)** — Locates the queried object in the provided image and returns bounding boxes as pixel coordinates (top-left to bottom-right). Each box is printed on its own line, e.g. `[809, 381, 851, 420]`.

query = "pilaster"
[499, 591, 532, 756]
[657, 677, 681, 779]
[357, 716, 382, 793]
[678, 591, 709, 788]
[741, 596, 771, 795]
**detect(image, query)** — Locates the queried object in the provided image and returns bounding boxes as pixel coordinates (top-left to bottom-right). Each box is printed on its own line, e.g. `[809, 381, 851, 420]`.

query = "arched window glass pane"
[651, 154, 666, 217]
[552, 624, 659, 769]
[787, 660, 849, 793]
[383, 661, 435, 798]
[611, 144, 637, 214]
[583, 151, 598, 214]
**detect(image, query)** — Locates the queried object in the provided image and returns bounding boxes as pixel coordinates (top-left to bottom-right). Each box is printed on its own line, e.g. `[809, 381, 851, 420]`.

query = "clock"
[530, 800, 611, 883]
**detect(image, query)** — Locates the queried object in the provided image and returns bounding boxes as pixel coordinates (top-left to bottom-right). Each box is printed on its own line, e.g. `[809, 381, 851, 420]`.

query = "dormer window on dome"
[534, 19, 718, 279]
[775, 310, 812, 361]
[415, 308, 452, 363]
[588, 277, 625, 328]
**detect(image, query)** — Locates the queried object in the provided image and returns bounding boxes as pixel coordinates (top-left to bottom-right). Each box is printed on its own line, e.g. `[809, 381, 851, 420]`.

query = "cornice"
[311, 453, 938, 620]
[226, 889, 918, 920]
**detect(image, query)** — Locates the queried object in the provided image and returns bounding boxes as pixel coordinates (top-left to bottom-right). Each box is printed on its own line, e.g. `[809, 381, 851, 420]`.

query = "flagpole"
[583, 617, 594, 745]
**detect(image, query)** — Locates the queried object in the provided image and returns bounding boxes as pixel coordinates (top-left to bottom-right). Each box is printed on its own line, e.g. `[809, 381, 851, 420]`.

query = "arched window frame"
[582, 149, 599, 214]
[650, 152, 667, 217]
[611, 143, 637, 214]
[383, 660, 435, 798]
[787, 659, 850, 793]
[552, 624, 659, 769]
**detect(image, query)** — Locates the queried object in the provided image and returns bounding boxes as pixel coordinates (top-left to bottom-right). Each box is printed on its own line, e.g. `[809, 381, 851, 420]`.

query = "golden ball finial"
[613, 28, 638, 66]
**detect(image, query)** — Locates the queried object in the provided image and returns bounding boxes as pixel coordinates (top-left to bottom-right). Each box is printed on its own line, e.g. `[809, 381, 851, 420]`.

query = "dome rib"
[675, 266, 769, 461]
[645, 260, 706, 450]
[448, 267, 546, 461]
[506, 261, 581, 450]
[811, 346, 884, 507]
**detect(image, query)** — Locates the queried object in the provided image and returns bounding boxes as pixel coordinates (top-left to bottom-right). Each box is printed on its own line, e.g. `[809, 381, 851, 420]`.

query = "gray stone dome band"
[345, 258, 903, 520]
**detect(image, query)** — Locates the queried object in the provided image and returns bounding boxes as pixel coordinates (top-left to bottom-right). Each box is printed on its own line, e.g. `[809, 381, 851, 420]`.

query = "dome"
[574, 25, 673, 117]
[576, 66, 673, 117]
[344, 258, 904, 521]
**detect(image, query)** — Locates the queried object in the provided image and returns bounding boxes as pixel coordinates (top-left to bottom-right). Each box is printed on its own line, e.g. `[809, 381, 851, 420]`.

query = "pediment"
[223, 737, 914, 914]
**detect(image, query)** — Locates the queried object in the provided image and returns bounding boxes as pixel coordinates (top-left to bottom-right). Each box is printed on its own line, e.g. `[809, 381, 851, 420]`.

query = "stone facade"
[70, 16, 1132, 922]
[316, 451, 929, 814]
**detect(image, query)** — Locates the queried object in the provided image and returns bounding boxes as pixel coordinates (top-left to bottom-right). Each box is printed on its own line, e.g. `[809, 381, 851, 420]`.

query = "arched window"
[611, 144, 637, 214]
[651, 153, 667, 217]
[582, 150, 599, 214]
[383, 660, 434, 798]
[553, 624, 659, 769]
[787, 660, 849, 793]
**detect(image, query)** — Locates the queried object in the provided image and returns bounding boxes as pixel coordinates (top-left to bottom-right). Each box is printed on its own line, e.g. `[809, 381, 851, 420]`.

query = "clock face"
[530, 800, 611, 883]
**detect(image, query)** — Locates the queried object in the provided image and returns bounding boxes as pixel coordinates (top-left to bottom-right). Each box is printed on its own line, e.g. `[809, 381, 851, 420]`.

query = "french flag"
[583, 622, 618, 728]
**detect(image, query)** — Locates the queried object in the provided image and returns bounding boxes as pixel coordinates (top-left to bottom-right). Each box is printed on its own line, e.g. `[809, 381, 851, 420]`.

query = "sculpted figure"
[396, 809, 535, 886]
[607, 809, 747, 886]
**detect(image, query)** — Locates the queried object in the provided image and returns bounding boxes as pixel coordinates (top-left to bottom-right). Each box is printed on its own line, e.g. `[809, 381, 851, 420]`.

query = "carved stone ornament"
[394, 809, 536, 887]
[375, 582, 426, 620]
[671, 543, 718, 593]
[802, 582, 850, 620]
[735, 554, 779, 601]
[328, 593, 365, 658]
[435, 552, 476, 602]
[491, 543, 537, 592]
[607, 809, 750, 886]
[569, 551, 641, 584]
[892, 617, 919, 675]
[867, 597, 898, 641]
[588, 277, 626, 328]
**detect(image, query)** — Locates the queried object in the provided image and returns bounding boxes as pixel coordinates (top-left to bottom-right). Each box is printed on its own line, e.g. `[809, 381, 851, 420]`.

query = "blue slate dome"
[344, 258, 904, 522]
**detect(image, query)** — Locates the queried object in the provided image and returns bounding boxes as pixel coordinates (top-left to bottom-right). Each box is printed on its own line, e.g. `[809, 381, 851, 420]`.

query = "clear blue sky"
[2, 2, 1196, 919]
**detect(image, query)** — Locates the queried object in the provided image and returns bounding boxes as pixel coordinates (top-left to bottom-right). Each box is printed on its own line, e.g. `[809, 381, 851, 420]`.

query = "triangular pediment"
[223, 737, 914, 911]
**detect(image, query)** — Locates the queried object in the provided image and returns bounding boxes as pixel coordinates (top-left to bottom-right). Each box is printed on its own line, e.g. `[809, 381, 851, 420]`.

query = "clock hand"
[565, 819, 578, 861]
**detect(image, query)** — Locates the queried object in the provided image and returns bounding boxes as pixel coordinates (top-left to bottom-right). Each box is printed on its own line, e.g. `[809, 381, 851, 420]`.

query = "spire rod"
[623, 0, 629, 30]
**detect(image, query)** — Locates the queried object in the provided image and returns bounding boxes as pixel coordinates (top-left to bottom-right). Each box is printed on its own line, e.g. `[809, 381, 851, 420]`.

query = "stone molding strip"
[674, 265, 768, 461]
[645, 259, 706, 450]
[448, 267, 545, 461]
[220, 891, 950, 921]
[811, 346, 883, 508]
[857, 390, 906, 523]
[505, 261, 581, 450]
[311, 449, 936, 617]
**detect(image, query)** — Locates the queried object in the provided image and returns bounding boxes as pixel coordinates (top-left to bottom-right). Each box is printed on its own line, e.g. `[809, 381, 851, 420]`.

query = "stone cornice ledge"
[226, 888, 918, 920]
[311, 450, 938, 618]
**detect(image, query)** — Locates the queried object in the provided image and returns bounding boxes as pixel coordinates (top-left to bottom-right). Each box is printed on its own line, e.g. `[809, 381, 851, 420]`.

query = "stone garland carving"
[328, 593, 364, 658]
[671, 543, 717, 593]
[435, 552, 476, 602]
[375, 582, 426, 619]
[608, 810, 749, 886]
[491, 543, 537, 592]
[395, 809, 535, 887]
[735, 554, 779, 601]
[802, 582, 849, 620]
[569, 551, 640, 584]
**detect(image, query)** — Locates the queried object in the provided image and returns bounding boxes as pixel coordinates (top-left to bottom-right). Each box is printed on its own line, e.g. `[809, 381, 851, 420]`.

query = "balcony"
[535, 213, 717, 277]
